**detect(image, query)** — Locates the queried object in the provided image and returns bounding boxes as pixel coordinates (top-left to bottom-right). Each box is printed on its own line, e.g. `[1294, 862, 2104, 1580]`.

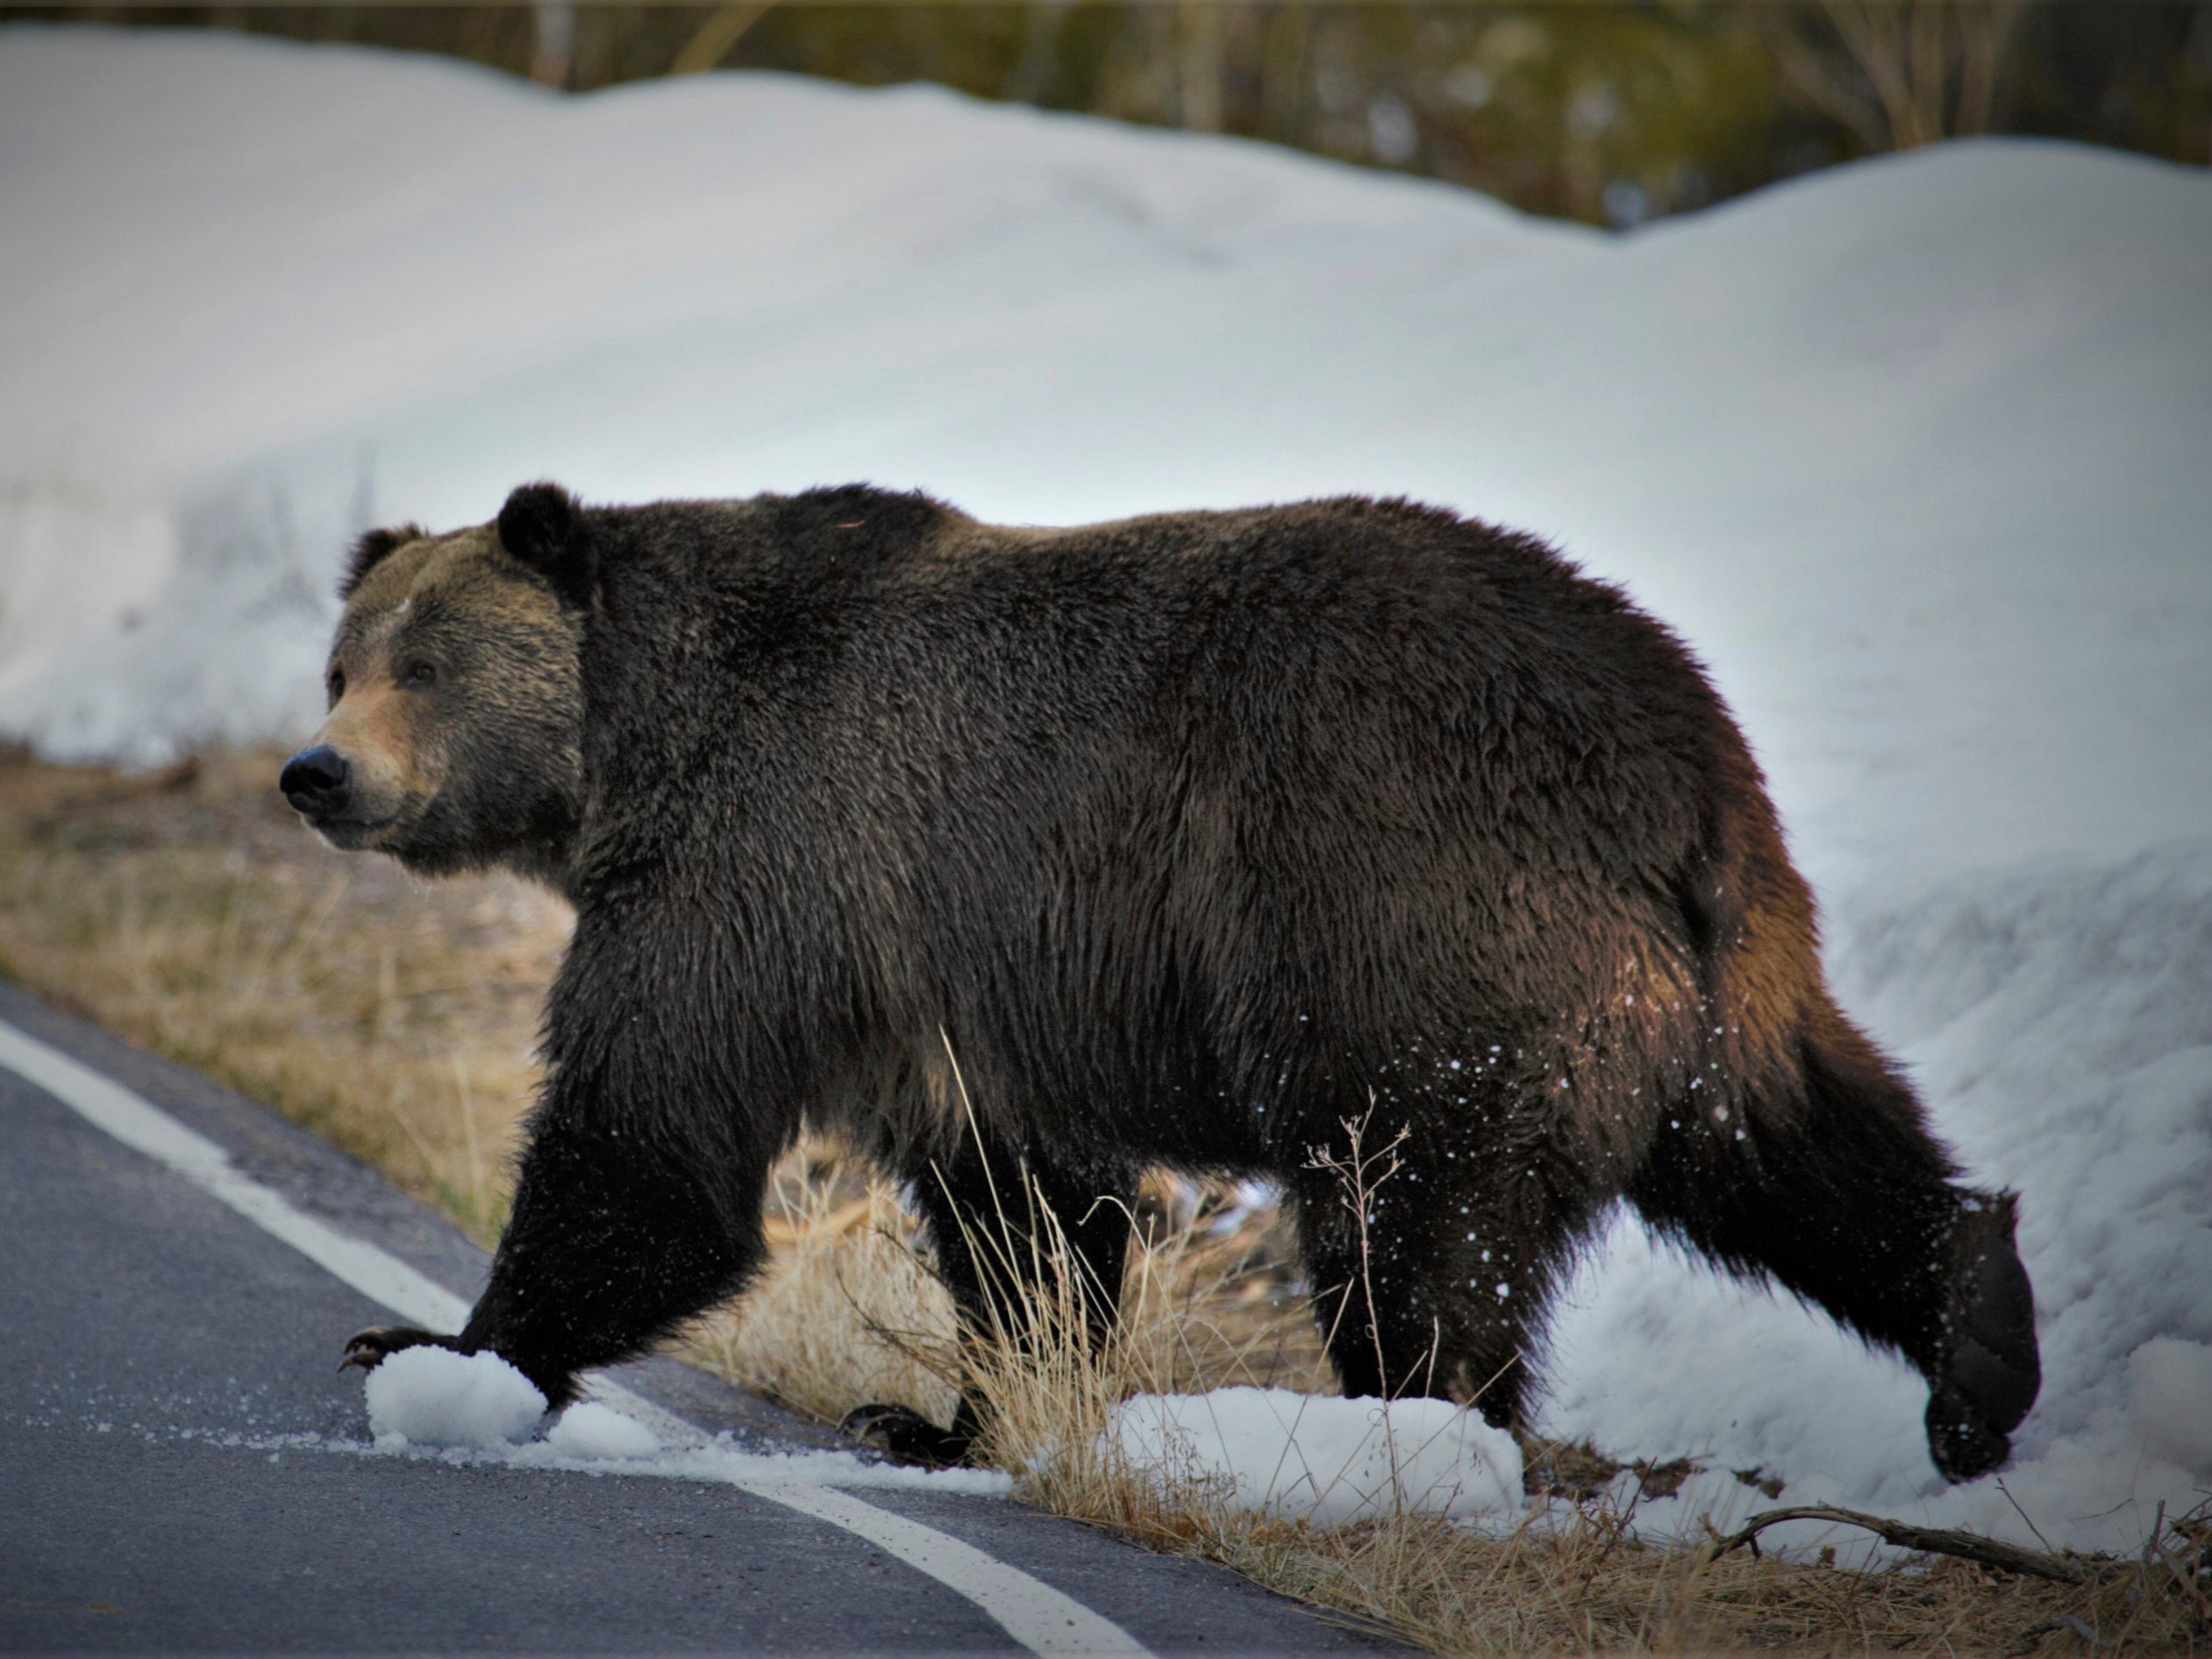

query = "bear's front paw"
[339, 1325, 454, 1374]
[838, 1403, 975, 1467]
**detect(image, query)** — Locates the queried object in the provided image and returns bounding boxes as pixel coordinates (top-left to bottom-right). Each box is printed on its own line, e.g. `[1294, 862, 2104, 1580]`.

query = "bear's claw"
[339, 1325, 446, 1374]
[838, 1402, 974, 1467]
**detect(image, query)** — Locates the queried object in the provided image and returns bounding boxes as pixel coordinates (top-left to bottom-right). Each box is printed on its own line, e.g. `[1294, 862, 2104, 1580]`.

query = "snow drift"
[3, 27, 2208, 1552]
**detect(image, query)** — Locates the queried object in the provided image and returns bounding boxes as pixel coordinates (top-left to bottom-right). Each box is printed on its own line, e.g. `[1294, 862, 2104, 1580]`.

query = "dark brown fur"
[298, 482, 2039, 1481]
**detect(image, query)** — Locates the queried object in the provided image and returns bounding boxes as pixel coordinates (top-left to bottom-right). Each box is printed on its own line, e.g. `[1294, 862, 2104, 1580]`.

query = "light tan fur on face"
[308, 522, 584, 882]
[310, 676, 442, 832]
[310, 527, 501, 845]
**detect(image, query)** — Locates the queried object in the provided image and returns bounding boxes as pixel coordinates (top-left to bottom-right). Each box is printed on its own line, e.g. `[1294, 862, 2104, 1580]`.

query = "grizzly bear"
[284, 482, 2039, 1482]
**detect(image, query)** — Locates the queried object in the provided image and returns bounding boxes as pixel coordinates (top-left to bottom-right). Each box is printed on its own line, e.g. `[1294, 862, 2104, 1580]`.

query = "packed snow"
[159, 1412, 1017, 1495]
[547, 1398, 665, 1462]
[339, 1343, 1010, 1490]
[4, 27, 2208, 1553]
[361, 1361, 1522, 1521]
[365, 1346, 546, 1449]
[363, 1354, 1523, 1519]
[1110, 1390, 1523, 1525]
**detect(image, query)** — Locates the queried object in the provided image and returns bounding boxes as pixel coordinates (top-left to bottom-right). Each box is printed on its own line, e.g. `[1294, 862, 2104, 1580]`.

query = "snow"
[1109, 1389, 1522, 1526]
[347, 1344, 1010, 1490]
[349, 1362, 1517, 1517]
[146, 1419, 1017, 1496]
[364, 1346, 546, 1449]
[1545, 842, 2212, 1553]
[4, 27, 2208, 1551]
[497, 1436, 1015, 1496]
[2129, 1339, 2212, 1477]
[547, 1399, 664, 1461]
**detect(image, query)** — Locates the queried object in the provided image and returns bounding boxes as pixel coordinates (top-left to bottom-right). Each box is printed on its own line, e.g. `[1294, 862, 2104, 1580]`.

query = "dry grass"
[0, 744, 560, 1246]
[1, 742, 2201, 1656]
[686, 1169, 962, 1428]
[684, 1133, 1330, 1435]
[1189, 1512, 2212, 1656]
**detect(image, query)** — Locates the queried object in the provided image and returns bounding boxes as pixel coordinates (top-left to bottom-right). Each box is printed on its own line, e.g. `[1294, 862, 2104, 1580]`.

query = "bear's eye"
[326, 667, 346, 704]
[403, 661, 438, 689]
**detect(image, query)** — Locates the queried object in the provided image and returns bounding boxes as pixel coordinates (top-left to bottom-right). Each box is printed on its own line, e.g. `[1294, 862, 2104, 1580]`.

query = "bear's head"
[279, 483, 593, 889]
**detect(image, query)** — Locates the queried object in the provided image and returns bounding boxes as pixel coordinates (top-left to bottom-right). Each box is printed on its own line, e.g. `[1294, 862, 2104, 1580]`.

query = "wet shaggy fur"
[306, 482, 2040, 1482]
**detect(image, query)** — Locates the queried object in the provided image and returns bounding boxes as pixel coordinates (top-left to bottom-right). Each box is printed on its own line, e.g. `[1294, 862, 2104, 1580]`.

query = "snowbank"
[360, 1356, 1522, 1517]
[359, 1347, 686, 1463]
[4, 27, 2207, 1551]
[1109, 1389, 1522, 1525]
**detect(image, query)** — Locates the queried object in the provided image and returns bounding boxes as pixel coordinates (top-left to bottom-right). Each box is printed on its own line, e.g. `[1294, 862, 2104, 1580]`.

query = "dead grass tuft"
[684, 1167, 962, 1429]
[0, 744, 2199, 1655]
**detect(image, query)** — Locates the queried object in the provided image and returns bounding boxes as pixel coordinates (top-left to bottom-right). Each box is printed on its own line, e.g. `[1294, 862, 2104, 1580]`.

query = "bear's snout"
[280, 744, 353, 820]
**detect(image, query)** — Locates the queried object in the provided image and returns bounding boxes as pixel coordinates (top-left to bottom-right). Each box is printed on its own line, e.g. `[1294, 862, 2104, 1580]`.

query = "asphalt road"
[0, 982, 1406, 1656]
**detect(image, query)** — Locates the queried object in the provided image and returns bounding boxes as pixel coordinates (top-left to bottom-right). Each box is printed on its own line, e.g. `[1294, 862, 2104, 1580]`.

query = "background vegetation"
[11, 1, 2208, 224]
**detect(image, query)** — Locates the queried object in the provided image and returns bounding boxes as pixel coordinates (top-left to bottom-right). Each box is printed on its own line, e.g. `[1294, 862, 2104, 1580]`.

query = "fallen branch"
[1704, 1505, 2093, 1584]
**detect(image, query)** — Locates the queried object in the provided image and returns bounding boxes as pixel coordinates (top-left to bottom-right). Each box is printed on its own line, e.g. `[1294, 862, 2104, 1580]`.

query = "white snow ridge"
[3, 27, 2208, 1553]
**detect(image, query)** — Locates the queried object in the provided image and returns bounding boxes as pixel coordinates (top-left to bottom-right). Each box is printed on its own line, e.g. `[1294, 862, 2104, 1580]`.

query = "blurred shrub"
[25, 2, 2212, 224]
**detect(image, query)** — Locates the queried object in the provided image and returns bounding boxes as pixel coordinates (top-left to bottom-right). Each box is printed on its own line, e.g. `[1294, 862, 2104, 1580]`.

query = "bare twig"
[1705, 1505, 2094, 1584]
[1998, 1476, 2059, 1555]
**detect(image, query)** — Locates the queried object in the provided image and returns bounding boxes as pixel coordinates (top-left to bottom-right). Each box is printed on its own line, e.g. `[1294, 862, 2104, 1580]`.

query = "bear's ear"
[497, 482, 596, 607]
[339, 523, 426, 601]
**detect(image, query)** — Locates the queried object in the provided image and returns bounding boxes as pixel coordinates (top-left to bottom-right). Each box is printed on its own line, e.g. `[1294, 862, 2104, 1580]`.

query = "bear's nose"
[280, 745, 353, 819]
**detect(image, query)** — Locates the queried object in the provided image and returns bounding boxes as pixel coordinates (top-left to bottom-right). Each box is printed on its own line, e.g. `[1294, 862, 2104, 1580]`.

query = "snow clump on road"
[547, 1399, 665, 1462]
[360, 1352, 674, 1463]
[365, 1348, 546, 1449]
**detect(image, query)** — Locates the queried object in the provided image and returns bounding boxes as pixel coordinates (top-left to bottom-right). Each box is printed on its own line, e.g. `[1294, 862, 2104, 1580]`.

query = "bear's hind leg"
[1623, 1011, 2038, 1483]
[1291, 1118, 1606, 1432]
[336, 965, 796, 1409]
[840, 1137, 1133, 1465]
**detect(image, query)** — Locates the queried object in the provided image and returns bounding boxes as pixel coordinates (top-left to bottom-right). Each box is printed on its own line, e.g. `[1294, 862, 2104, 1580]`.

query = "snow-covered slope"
[3, 28, 2207, 1553]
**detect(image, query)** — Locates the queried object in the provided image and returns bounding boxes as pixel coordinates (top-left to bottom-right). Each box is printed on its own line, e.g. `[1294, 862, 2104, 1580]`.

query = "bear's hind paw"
[838, 1402, 975, 1467]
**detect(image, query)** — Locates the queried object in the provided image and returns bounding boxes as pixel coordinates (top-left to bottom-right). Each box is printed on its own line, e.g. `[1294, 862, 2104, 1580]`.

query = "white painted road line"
[0, 1015, 1152, 1659]
[0, 1018, 474, 1333]
[759, 1482, 1151, 1658]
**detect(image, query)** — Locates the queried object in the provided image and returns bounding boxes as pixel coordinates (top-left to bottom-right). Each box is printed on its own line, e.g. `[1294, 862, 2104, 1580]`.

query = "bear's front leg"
[339, 933, 784, 1409]
[457, 1101, 771, 1408]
